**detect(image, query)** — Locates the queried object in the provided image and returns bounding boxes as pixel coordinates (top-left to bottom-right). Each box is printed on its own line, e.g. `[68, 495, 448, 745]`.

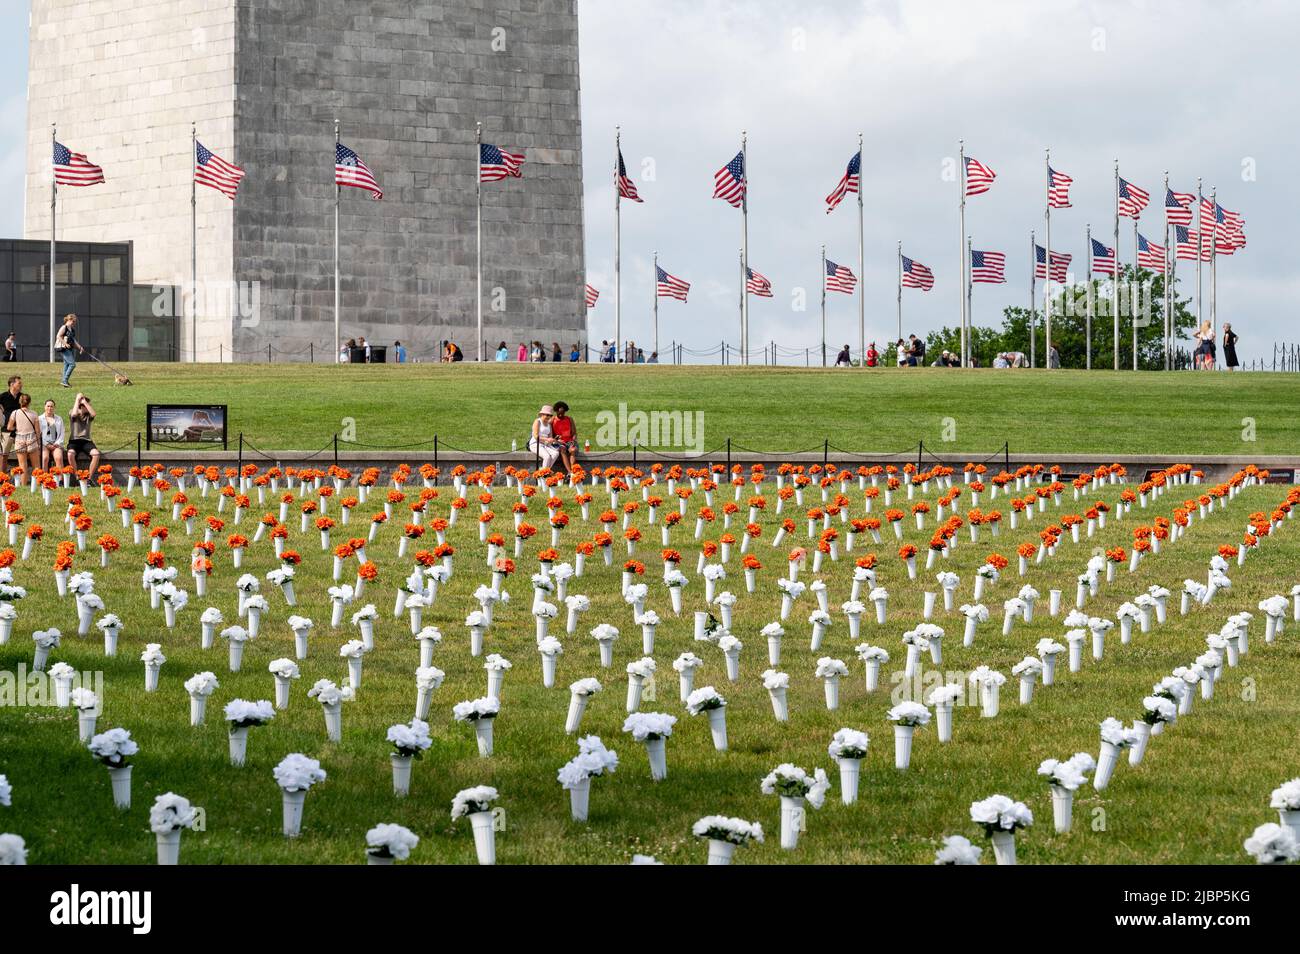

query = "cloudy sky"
[3, 1, 1292, 364]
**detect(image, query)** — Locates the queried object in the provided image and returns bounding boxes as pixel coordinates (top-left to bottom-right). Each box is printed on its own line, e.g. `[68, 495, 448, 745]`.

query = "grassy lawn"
[1, 464, 1296, 864]
[6, 361, 1297, 456]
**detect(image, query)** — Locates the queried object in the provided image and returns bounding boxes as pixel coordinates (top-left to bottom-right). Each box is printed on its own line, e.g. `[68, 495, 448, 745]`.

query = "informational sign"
[146, 404, 228, 449]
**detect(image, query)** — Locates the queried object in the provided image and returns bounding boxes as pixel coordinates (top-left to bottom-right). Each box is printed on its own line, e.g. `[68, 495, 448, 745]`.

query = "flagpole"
[740, 130, 749, 365]
[820, 245, 827, 367]
[475, 122, 483, 362]
[334, 118, 340, 364]
[856, 132, 864, 367]
[966, 235, 972, 362]
[1210, 185, 1217, 370]
[1085, 224, 1093, 370]
[1170, 171, 1180, 369]
[191, 122, 198, 364]
[1195, 177, 1203, 362]
[652, 251, 658, 367]
[738, 248, 744, 363]
[1041, 148, 1049, 370]
[896, 241, 902, 347]
[1112, 160, 1120, 371]
[1029, 229, 1036, 359]
[1132, 214, 1139, 371]
[614, 126, 621, 367]
[957, 140, 967, 367]
[49, 123, 56, 364]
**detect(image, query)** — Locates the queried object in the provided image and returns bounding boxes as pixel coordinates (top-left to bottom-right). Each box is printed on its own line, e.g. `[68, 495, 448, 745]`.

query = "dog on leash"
[114, 374, 132, 386]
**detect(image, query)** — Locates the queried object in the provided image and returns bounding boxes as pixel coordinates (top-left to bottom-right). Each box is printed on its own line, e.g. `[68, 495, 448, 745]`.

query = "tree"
[928, 265, 1196, 369]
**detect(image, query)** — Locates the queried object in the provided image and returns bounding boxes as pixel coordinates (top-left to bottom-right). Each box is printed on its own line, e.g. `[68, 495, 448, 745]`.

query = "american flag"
[195, 141, 244, 200]
[1204, 200, 1246, 252]
[480, 143, 524, 182]
[1090, 238, 1117, 275]
[335, 143, 382, 199]
[825, 150, 860, 213]
[616, 148, 642, 202]
[1034, 245, 1071, 282]
[713, 151, 746, 207]
[964, 155, 996, 196]
[656, 265, 690, 301]
[1048, 166, 1073, 208]
[53, 141, 105, 186]
[1165, 188, 1195, 226]
[1174, 226, 1209, 262]
[970, 249, 1006, 284]
[1136, 233, 1166, 273]
[825, 258, 857, 293]
[900, 255, 933, 291]
[1117, 177, 1150, 218]
[746, 267, 773, 297]
[584, 284, 599, 308]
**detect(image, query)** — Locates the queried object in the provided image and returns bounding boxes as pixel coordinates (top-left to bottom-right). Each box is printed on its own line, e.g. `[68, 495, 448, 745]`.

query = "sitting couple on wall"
[528, 401, 577, 474]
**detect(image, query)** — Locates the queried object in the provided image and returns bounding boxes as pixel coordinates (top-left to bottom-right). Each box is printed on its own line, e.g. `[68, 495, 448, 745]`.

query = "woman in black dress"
[1223, 323, 1239, 370]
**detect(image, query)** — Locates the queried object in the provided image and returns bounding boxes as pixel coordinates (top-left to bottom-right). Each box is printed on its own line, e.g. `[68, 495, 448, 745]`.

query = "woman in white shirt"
[528, 405, 561, 470]
[40, 399, 66, 469]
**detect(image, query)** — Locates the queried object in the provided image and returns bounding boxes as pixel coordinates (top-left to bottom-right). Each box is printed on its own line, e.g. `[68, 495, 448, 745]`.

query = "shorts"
[67, 438, 98, 457]
[0, 432, 12, 455]
[13, 433, 37, 453]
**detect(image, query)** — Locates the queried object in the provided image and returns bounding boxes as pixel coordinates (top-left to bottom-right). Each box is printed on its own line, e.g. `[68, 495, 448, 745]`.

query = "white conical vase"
[469, 810, 497, 865]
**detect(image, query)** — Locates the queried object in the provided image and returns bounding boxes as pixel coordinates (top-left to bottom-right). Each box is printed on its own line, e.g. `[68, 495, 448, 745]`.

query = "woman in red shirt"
[550, 401, 577, 474]
[865, 343, 879, 367]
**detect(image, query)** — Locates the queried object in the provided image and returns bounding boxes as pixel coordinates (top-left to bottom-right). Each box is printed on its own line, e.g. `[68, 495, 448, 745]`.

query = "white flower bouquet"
[887, 701, 930, 770]
[828, 727, 870, 804]
[274, 753, 326, 837]
[224, 698, 274, 766]
[268, 658, 300, 709]
[927, 683, 964, 742]
[366, 823, 419, 864]
[88, 727, 138, 809]
[151, 792, 198, 864]
[761, 763, 830, 850]
[1010, 656, 1042, 705]
[1095, 717, 1139, 790]
[454, 696, 501, 756]
[968, 666, 1007, 718]
[934, 834, 982, 865]
[450, 785, 500, 865]
[693, 815, 764, 864]
[1038, 752, 1095, 832]
[557, 735, 619, 821]
[969, 794, 1033, 865]
[565, 676, 602, 734]
[622, 712, 677, 780]
[308, 678, 355, 741]
[856, 643, 889, 691]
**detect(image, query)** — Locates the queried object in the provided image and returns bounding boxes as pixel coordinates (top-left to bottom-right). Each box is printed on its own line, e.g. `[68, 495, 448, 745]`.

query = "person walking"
[569, 343, 581, 362]
[393, 341, 407, 363]
[1222, 323, 1239, 370]
[40, 398, 66, 470]
[55, 313, 85, 387]
[517, 341, 528, 362]
[834, 344, 852, 367]
[3, 332, 15, 362]
[551, 342, 563, 362]
[865, 342, 879, 367]
[496, 341, 509, 362]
